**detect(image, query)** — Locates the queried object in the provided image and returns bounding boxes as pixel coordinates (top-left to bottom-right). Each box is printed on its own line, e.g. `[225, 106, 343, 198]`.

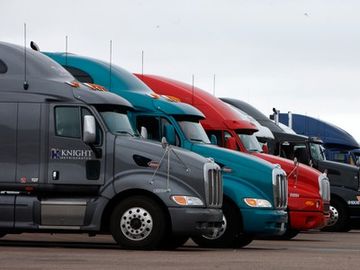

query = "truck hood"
[254, 152, 322, 199]
[317, 159, 359, 190]
[190, 143, 275, 200]
[114, 136, 212, 194]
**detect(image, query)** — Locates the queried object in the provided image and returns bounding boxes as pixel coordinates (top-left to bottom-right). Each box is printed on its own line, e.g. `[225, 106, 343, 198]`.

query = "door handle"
[52, 171, 59, 180]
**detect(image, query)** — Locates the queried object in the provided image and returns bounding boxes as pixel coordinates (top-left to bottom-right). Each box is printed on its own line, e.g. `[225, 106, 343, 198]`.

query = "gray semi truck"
[0, 42, 223, 249]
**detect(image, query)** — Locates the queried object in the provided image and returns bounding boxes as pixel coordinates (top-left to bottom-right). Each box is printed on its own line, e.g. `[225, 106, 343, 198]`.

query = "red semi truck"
[135, 74, 331, 239]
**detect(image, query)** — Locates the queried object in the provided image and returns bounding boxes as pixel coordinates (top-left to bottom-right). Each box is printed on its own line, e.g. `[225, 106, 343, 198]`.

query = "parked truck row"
[3, 40, 358, 250]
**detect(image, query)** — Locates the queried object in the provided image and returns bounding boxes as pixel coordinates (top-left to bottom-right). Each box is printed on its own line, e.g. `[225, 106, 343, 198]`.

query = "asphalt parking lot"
[0, 231, 359, 270]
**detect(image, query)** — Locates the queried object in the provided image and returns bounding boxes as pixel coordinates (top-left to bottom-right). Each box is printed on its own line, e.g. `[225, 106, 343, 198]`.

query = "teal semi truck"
[45, 52, 288, 248]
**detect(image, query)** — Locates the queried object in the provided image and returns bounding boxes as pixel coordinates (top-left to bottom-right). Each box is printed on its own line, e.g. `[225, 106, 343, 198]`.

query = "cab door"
[47, 105, 105, 186]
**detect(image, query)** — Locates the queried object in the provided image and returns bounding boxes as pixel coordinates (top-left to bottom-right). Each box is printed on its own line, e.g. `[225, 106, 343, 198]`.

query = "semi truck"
[278, 113, 360, 166]
[0, 42, 224, 250]
[133, 74, 330, 239]
[46, 52, 288, 248]
[222, 98, 360, 232]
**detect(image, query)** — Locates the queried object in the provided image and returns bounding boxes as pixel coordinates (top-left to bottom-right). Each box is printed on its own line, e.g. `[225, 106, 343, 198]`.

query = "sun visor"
[224, 119, 258, 132]
[72, 84, 134, 110]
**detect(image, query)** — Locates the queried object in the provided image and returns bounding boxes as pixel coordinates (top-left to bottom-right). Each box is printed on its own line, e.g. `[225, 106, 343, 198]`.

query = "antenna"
[23, 23, 29, 90]
[191, 74, 195, 105]
[109, 40, 113, 91]
[213, 74, 216, 96]
[65, 35, 68, 66]
[141, 50, 144, 76]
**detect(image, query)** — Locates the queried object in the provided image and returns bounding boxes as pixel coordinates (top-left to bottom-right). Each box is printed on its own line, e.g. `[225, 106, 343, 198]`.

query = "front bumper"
[168, 207, 223, 236]
[241, 208, 288, 236]
[289, 210, 329, 230]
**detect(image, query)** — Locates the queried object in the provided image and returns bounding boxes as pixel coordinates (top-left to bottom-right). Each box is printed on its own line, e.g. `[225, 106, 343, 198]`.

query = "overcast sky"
[1, 0, 359, 142]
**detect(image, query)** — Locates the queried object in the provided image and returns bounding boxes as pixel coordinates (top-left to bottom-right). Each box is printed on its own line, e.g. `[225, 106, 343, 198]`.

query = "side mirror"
[83, 115, 96, 144]
[163, 124, 176, 146]
[262, 143, 269, 154]
[140, 126, 148, 139]
[210, 134, 218, 145]
[161, 137, 168, 149]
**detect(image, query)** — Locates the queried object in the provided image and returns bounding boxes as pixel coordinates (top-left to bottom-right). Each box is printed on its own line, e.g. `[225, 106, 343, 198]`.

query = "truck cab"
[134, 74, 330, 239]
[278, 112, 360, 167]
[0, 42, 224, 250]
[46, 52, 288, 248]
[222, 98, 360, 232]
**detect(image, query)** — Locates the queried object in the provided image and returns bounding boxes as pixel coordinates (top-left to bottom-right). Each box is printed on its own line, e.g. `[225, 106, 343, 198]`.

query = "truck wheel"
[110, 196, 167, 250]
[321, 199, 350, 232]
[161, 235, 189, 250]
[192, 201, 253, 248]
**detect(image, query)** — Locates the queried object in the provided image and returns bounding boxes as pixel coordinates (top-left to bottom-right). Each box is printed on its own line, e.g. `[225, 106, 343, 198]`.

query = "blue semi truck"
[278, 113, 360, 166]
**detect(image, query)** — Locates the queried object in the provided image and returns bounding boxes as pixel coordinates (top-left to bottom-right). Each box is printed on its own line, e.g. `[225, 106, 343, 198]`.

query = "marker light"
[162, 95, 181, 102]
[171, 196, 204, 206]
[244, 198, 272, 208]
[65, 81, 80, 88]
[83, 83, 108, 92]
[148, 93, 161, 99]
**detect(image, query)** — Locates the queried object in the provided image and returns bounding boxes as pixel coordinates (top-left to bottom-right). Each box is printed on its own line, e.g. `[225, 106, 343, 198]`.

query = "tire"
[161, 235, 189, 250]
[110, 196, 167, 250]
[0, 233, 6, 238]
[192, 200, 253, 248]
[321, 199, 350, 232]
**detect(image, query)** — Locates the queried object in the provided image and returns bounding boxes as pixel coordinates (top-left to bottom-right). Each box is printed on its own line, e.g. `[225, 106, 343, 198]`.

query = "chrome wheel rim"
[327, 205, 339, 227]
[203, 215, 227, 240]
[120, 207, 153, 241]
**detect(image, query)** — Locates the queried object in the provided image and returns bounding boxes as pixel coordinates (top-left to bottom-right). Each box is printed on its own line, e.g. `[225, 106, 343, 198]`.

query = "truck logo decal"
[347, 200, 360, 205]
[50, 148, 92, 160]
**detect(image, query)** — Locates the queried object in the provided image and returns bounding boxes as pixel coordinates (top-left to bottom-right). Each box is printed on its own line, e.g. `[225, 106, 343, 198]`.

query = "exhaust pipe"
[273, 108, 280, 125]
[288, 111, 293, 129]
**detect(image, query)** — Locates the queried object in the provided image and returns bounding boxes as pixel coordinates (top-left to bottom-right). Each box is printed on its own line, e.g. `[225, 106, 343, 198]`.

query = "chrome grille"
[206, 168, 223, 207]
[273, 173, 288, 209]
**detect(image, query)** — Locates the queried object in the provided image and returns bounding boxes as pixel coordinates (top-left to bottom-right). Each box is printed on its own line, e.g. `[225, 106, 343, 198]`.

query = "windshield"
[178, 121, 210, 143]
[97, 108, 137, 136]
[310, 143, 326, 161]
[237, 133, 262, 152]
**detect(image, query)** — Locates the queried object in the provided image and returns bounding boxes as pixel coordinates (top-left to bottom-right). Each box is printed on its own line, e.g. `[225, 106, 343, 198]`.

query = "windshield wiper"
[115, 131, 135, 136]
[190, 138, 208, 143]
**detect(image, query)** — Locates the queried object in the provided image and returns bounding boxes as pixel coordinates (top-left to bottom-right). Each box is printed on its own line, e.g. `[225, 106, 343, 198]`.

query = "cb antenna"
[65, 35, 68, 66]
[23, 23, 29, 90]
[191, 74, 195, 105]
[213, 74, 216, 96]
[109, 40, 113, 91]
[141, 50, 144, 76]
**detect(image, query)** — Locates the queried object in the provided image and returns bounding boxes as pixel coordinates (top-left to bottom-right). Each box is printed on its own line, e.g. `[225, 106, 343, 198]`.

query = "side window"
[136, 116, 160, 141]
[55, 107, 81, 138]
[0, 59, 7, 74]
[206, 130, 222, 146]
[82, 108, 102, 146]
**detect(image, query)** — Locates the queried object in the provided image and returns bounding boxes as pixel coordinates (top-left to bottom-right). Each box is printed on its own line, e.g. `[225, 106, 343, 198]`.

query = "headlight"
[171, 195, 204, 206]
[244, 198, 272, 208]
